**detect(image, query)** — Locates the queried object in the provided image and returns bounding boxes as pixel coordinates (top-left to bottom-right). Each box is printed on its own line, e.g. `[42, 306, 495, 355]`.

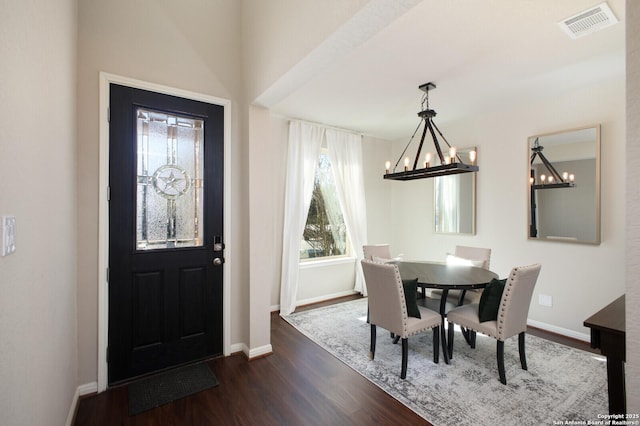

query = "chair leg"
[461, 327, 472, 346]
[433, 327, 440, 364]
[519, 332, 528, 370]
[459, 326, 477, 349]
[401, 338, 408, 379]
[370, 324, 376, 360]
[497, 340, 506, 385]
[447, 322, 455, 359]
[393, 335, 400, 344]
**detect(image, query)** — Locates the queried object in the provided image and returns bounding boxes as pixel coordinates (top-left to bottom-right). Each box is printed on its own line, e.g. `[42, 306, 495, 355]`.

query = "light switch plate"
[2, 216, 16, 256]
[538, 294, 553, 307]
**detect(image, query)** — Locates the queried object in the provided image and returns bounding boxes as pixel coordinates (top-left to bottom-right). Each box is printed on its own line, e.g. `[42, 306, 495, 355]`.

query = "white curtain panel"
[326, 129, 369, 295]
[279, 121, 324, 315]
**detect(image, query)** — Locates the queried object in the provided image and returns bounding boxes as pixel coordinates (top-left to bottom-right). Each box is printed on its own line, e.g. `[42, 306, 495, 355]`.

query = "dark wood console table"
[584, 295, 625, 414]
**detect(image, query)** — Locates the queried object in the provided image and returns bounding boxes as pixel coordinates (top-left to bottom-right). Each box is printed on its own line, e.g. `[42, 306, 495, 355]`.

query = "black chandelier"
[384, 82, 478, 181]
[529, 138, 576, 190]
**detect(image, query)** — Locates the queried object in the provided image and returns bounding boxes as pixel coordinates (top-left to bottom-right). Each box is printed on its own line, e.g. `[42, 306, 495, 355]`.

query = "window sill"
[299, 256, 356, 270]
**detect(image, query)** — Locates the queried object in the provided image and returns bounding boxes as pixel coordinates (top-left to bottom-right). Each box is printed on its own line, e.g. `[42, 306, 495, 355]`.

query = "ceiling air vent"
[558, 2, 618, 39]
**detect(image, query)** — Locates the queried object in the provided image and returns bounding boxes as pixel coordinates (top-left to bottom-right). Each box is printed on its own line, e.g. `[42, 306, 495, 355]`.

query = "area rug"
[283, 298, 608, 426]
[128, 362, 219, 416]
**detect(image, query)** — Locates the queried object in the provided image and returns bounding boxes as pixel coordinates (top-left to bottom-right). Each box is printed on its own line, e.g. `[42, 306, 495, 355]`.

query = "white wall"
[0, 1, 78, 424]
[76, 0, 245, 384]
[383, 77, 625, 338]
[626, 0, 640, 411]
[241, 0, 372, 103]
[362, 137, 395, 246]
[298, 261, 356, 303]
[248, 105, 277, 354]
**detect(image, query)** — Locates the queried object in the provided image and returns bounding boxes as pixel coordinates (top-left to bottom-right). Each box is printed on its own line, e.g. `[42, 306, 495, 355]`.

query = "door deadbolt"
[213, 236, 225, 252]
[213, 257, 224, 266]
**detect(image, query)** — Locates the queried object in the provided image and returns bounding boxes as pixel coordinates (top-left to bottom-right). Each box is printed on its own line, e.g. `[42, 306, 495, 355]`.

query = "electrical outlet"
[2, 216, 16, 256]
[538, 294, 553, 307]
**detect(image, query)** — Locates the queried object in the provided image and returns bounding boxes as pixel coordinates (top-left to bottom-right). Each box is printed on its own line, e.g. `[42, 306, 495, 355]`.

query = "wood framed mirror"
[528, 125, 600, 244]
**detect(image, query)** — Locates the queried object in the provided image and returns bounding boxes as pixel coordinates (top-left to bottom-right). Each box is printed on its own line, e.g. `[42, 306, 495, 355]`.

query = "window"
[300, 152, 349, 260]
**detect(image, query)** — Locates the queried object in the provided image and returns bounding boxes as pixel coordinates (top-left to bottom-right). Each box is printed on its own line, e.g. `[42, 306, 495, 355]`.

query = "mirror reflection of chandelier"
[529, 138, 576, 190]
[383, 82, 478, 181]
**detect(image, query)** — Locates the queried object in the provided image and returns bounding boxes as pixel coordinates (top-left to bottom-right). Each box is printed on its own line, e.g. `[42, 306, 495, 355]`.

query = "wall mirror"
[528, 125, 600, 244]
[434, 147, 476, 234]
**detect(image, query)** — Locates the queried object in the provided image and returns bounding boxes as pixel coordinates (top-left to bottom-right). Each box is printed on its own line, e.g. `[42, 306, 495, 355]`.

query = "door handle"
[213, 257, 224, 266]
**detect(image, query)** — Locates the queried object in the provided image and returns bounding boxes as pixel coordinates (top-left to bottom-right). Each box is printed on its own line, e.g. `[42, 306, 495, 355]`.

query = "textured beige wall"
[626, 0, 640, 412]
[0, 0, 78, 424]
[76, 0, 245, 385]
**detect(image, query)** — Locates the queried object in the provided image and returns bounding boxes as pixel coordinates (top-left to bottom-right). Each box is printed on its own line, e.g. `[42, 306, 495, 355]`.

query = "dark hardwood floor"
[74, 295, 595, 425]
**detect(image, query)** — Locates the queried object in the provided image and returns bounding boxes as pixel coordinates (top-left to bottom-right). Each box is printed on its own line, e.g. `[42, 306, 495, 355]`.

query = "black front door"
[108, 84, 224, 385]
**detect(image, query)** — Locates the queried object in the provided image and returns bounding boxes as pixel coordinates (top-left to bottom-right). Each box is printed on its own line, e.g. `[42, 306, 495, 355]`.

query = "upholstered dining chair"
[453, 245, 492, 269]
[452, 245, 492, 304]
[430, 245, 492, 305]
[362, 244, 392, 261]
[446, 263, 542, 385]
[362, 244, 392, 325]
[361, 259, 441, 379]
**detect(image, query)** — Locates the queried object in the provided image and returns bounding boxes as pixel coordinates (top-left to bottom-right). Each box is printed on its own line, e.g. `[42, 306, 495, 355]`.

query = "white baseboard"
[527, 319, 590, 342]
[270, 289, 359, 312]
[229, 342, 273, 359]
[65, 382, 98, 426]
[248, 344, 273, 360]
[230, 342, 246, 354]
[79, 382, 98, 395]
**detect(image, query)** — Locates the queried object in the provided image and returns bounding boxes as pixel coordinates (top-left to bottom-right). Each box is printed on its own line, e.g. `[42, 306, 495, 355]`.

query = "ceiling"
[267, 0, 625, 141]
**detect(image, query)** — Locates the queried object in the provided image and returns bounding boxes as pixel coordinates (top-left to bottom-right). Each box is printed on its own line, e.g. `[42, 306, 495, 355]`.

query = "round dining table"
[394, 260, 499, 364]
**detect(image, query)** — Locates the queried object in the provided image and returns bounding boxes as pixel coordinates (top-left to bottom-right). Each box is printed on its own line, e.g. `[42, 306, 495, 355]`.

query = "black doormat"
[128, 362, 219, 416]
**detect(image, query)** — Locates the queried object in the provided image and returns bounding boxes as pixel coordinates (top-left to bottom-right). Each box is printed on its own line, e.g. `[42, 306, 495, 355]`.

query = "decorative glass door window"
[136, 108, 204, 250]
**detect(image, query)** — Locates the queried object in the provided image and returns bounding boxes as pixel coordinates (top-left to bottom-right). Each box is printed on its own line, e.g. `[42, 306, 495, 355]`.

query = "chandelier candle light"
[384, 82, 478, 181]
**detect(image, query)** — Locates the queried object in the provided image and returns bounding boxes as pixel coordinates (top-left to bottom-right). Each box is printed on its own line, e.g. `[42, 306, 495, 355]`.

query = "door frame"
[97, 72, 232, 392]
